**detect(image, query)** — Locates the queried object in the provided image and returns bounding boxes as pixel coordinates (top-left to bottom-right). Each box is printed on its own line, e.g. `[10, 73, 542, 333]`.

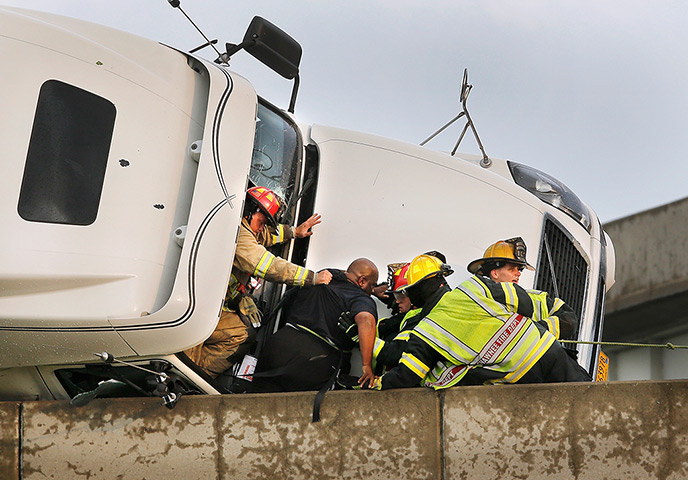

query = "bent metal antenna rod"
[167, 0, 227, 64]
[421, 68, 491, 168]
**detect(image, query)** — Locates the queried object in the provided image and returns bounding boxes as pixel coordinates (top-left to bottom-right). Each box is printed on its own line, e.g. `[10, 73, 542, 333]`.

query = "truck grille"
[534, 219, 589, 321]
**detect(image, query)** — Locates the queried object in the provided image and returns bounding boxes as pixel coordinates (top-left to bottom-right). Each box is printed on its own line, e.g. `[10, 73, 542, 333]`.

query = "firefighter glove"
[337, 311, 359, 342]
[370, 376, 382, 390]
[239, 296, 262, 328]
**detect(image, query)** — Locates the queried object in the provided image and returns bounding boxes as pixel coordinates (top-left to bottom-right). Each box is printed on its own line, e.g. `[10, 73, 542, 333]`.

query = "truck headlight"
[508, 161, 592, 231]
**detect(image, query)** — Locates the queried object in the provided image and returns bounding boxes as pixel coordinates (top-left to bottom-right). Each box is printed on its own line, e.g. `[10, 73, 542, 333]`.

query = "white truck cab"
[0, 6, 615, 402]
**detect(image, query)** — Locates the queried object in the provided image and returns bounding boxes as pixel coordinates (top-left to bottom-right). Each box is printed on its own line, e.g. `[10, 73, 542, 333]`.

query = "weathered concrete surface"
[21, 388, 440, 480]
[443, 381, 688, 480]
[216, 389, 439, 479]
[0, 402, 19, 480]
[10, 381, 688, 479]
[22, 397, 220, 480]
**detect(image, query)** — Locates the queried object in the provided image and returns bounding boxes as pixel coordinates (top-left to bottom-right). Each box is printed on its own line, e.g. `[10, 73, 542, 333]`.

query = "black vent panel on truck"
[534, 219, 589, 323]
[18, 80, 115, 225]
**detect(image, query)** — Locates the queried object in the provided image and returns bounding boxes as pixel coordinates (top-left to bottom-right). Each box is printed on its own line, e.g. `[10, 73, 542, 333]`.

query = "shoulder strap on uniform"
[254, 287, 300, 359]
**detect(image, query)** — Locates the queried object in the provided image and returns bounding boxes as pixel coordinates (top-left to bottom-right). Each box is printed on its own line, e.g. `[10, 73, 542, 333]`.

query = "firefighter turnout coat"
[376, 276, 587, 390]
[227, 218, 316, 304]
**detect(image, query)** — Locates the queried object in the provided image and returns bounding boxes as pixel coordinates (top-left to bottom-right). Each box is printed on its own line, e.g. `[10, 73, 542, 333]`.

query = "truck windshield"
[250, 102, 301, 215]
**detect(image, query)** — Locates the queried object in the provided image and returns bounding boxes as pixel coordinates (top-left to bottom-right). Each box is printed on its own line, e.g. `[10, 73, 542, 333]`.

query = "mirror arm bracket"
[288, 74, 300, 113]
[217, 40, 257, 64]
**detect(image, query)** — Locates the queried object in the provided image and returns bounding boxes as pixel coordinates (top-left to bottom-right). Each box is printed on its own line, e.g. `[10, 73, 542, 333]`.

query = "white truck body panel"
[0, 7, 257, 367]
[305, 125, 607, 369]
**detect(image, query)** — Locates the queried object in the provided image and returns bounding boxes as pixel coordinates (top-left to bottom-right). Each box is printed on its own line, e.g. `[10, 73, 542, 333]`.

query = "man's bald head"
[346, 258, 379, 295]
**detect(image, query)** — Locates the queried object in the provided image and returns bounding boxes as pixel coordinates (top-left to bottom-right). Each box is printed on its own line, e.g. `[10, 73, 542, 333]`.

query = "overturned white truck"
[0, 5, 615, 402]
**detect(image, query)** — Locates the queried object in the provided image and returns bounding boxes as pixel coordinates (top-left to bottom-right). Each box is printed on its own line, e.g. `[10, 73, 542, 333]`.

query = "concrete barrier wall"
[2, 380, 687, 479]
[0, 402, 19, 480]
[443, 381, 688, 479]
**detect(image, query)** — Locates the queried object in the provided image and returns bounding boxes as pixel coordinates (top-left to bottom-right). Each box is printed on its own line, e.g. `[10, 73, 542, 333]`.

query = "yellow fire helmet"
[405, 254, 454, 289]
[466, 237, 535, 275]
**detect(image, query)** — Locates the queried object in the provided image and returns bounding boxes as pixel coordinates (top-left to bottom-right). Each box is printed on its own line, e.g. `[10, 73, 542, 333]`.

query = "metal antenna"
[167, 0, 227, 64]
[189, 39, 218, 54]
[421, 69, 491, 167]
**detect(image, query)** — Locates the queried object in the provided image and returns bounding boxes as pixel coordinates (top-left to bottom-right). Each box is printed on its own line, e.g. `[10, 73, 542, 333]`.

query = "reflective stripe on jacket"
[372, 308, 422, 371]
[465, 275, 578, 340]
[226, 218, 315, 304]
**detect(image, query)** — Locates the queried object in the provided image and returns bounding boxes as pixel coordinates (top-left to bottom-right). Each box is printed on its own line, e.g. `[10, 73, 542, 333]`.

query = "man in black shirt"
[251, 258, 378, 393]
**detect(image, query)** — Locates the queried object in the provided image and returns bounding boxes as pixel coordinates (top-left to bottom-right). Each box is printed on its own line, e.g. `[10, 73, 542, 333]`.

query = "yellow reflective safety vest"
[466, 275, 578, 340]
[523, 288, 568, 340]
[372, 307, 422, 370]
[413, 277, 557, 389]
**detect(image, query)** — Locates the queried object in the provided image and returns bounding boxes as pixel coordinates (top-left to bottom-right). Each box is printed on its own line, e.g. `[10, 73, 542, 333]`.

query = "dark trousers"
[459, 340, 592, 386]
[250, 326, 341, 393]
[518, 340, 592, 383]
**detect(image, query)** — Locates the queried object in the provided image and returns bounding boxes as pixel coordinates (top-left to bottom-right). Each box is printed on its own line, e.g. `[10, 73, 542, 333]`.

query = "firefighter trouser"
[457, 340, 591, 385]
[517, 340, 592, 383]
[184, 310, 248, 378]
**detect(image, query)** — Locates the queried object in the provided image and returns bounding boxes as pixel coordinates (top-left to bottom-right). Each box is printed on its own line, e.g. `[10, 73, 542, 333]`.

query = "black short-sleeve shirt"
[283, 269, 377, 350]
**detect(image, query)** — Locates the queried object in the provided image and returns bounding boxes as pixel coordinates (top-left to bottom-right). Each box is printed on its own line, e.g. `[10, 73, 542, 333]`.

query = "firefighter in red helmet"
[184, 186, 332, 378]
[371, 252, 452, 375]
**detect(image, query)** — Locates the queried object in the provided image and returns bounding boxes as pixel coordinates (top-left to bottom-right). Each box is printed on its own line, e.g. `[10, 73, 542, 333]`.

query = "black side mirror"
[240, 17, 302, 80]
[222, 17, 302, 111]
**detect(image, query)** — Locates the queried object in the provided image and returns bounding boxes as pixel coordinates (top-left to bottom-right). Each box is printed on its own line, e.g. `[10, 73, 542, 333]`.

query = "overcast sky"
[3, 0, 687, 223]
